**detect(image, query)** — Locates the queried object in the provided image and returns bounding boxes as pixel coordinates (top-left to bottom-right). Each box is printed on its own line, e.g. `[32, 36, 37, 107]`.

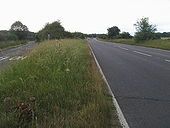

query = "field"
[0, 39, 121, 128]
[102, 39, 170, 50]
[161, 37, 170, 40]
[0, 41, 27, 51]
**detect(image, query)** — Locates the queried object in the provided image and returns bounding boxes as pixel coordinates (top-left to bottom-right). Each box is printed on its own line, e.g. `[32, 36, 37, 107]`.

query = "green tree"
[98, 34, 108, 39]
[37, 21, 65, 40]
[134, 17, 157, 42]
[72, 32, 85, 39]
[120, 32, 132, 39]
[107, 26, 120, 38]
[10, 21, 29, 40]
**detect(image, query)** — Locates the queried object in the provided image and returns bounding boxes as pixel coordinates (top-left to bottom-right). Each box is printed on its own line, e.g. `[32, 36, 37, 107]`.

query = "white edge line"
[87, 42, 130, 128]
[133, 51, 152, 57]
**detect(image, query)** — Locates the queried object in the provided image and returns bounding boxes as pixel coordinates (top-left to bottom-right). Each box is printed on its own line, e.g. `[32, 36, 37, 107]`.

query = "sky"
[0, 0, 170, 35]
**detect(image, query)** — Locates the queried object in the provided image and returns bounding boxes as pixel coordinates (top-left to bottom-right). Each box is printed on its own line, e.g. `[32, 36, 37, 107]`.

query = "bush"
[120, 32, 132, 39]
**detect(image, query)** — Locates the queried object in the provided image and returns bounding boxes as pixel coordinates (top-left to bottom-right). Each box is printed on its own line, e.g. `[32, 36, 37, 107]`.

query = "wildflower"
[14, 103, 28, 110]
[19, 103, 28, 110]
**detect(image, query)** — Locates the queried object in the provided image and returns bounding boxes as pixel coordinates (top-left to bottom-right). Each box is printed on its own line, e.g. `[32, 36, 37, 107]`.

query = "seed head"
[29, 97, 36, 102]
[3, 97, 12, 103]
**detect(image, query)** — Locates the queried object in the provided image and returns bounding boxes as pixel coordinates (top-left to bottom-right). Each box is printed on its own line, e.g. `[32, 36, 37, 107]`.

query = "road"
[0, 41, 36, 71]
[88, 38, 170, 128]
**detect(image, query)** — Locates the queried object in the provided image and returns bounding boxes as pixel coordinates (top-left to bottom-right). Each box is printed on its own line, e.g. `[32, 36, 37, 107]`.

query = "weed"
[0, 39, 120, 128]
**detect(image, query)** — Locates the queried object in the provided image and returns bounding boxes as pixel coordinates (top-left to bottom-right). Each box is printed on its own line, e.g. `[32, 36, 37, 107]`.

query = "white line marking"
[133, 51, 152, 57]
[88, 42, 130, 128]
[119, 46, 129, 51]
[165, 59, 170, 62]
[0, 56, 9, 61]
[9, 56, 27, 61]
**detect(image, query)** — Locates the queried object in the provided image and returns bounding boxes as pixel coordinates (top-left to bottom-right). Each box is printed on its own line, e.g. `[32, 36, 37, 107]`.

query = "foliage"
[10, 21, 29, 40]
[37, 21, 65, 40]
[120, 32, 132, 39]
[0, 39, 119, 128]
[72, 32, 85, 39]
[134, 17, 158, 42]
[107, 26, 120, 38]
[63, 31, 73, 38]
[0, 41, 27, 50]
[0, 32, 18, 41]
[0, 30, 35, 42]
[103, 38, 170, 50]
[155, 32, 170, 38]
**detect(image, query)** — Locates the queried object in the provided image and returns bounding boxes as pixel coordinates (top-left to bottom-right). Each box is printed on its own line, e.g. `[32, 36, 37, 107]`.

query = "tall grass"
[103, 39, 170, 50]
[0, 39, 120, 128]
[0, 41, 27, 50]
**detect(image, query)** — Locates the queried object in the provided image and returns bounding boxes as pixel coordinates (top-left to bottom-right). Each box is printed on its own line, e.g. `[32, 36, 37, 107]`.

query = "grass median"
[0, 41, 27, 51]
[0, 39, 121, 128]
[101, 39, 170, 50]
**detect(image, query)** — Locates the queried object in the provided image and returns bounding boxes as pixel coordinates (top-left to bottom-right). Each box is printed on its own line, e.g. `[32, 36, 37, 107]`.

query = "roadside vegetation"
[98, 17, 170, 50]
[102, 38, 170, 50]
[0, 41, 27, 50]
[0, 21, 35, 50]
[36, 21, 86, 41]
[0, 39, 121, 128]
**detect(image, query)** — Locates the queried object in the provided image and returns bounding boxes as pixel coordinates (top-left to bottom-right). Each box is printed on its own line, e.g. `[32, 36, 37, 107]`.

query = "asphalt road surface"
[0, 41, 36, 71]
[88, 38, 170, 128]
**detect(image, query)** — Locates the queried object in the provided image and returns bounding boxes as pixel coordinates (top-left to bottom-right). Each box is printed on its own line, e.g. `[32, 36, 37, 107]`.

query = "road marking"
[88, 43, 130, 128]
[133, 51, 152, 57]
[165, 59, 170, 63]
[118, 46, 129, 51]
[0, 56, 9, 61]
[9, 56, 27, 61]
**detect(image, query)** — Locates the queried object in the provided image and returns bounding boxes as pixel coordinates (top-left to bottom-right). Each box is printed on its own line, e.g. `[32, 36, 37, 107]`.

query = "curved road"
[88, 38, 170, 128]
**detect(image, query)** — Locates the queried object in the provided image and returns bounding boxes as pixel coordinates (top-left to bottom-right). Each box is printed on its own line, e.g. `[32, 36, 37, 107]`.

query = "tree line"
[0, 17, 170, 43]
[101, 17, 169, 42]
[0, 21, 35, 42]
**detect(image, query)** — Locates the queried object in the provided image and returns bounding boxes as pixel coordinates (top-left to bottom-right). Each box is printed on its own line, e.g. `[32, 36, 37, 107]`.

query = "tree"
[37, 21, 65, 40]
[10, 21, 29, 40]
[0, 31, 18, 41]
[98, 34, 108, 39]
[120, 32, 132, 39]
[72, 32, 85, 39]
[107, 26, 120, 38]
[134, 17, 157, 42]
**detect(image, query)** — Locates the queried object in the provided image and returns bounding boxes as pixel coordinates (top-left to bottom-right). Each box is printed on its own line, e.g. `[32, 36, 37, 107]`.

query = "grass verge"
[101, 39, 170, 50]
[0, 41, 27, 51]
[0, 39, 121, 128]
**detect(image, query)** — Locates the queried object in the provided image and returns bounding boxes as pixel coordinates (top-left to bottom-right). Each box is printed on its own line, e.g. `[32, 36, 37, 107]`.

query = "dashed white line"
[133, 51, 152, 57]
[9, 56, 27, 61]
[0, 56, 9, 61]
[118, 46, 129, 51]
[165, 59, 170, 63]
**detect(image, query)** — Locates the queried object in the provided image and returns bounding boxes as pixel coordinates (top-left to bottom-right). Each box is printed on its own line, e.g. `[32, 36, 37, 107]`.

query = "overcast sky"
[0, 0, 170, 34]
